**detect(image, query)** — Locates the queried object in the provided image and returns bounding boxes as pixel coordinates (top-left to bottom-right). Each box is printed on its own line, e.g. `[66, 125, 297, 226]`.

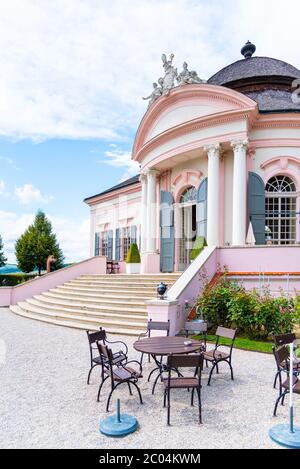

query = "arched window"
[265, 175, 297, 245]
[180, 186, 197, 204]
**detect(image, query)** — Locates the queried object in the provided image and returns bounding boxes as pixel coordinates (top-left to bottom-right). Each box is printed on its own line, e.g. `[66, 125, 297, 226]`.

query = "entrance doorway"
[178, 187, 197, 271]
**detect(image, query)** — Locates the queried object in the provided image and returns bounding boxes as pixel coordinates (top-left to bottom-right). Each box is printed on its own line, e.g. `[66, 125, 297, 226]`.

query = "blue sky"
[1, 0, 300, 263]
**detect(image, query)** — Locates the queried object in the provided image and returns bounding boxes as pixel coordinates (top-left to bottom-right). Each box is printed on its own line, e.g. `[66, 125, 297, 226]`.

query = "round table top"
[133, 336, 203, 356]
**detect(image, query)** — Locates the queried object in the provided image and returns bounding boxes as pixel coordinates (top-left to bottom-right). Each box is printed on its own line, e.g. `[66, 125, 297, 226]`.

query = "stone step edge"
[41, 292, 149, 306]
[10, 306, 143, 336]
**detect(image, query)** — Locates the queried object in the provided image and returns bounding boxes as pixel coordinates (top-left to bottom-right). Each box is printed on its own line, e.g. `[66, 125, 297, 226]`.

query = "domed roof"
[208, 43, 300, 112]
[208, 56, 300, 87]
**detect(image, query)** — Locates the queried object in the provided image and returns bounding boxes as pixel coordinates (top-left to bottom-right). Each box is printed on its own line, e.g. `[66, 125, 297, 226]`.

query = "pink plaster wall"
[0, 256, 107, 307]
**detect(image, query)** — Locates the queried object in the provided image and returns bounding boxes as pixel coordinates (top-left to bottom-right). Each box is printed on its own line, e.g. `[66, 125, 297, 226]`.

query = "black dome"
[208, 56, 300, 113]
[208, 56, 300, 87]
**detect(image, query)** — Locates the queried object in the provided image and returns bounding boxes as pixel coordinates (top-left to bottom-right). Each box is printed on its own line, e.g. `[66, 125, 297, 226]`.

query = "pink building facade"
[85, 43, 300, 275]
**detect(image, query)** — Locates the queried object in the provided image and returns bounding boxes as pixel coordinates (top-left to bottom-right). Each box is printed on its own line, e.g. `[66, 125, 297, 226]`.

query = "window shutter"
[94, 232, 100, 256]
[197, 178, 208, 239]
[108, 230, 113, 260]
[160, 191, 175, 273]
[248, 172, 266, 245]
[115, 229, 121, 261]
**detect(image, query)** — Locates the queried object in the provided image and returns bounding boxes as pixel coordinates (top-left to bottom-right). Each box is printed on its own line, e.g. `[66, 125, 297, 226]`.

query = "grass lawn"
[193, 334, 273, 354]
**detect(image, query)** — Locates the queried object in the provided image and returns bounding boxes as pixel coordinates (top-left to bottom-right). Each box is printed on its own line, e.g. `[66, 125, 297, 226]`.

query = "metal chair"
[138, 319, 170, 369]
[273, 334, 300, 389]
[96, 344, 143, 412]
[203, 327, 237, 386]
[163, 354, 204, 426]
[86, 328, 128, 384]
[185, 321, 207, 348]
[273, 346, 300, 416]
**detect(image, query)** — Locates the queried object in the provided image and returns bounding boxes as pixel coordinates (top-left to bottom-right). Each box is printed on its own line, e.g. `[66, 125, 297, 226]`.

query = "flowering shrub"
[197, 271, 300, 340]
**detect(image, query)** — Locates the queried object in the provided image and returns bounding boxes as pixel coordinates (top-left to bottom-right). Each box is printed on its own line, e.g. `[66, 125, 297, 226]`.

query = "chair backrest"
[216, 327, 237, 341]
[273, 345, 290, 369]
[148, 319, 170, 337]
[274, 333, 296, 347]
[167, 353, 203, 370]
[185, 321, 208, 334]
[86, 329, 107, 346]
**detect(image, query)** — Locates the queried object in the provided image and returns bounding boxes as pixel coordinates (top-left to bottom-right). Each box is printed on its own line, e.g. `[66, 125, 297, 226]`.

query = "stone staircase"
[10, 274, 181, 335]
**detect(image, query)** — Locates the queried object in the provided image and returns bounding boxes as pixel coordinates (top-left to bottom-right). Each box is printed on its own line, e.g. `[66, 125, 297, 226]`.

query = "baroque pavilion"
[85, 42, 300, 274]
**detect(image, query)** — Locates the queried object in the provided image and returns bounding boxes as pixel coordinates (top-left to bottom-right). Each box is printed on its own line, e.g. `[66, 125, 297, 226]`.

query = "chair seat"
[163, 377, 199, 389]
[112, 366, 142, 382]
[282, 377, 300, 393]
[93, 351, 126, 366]
[203, 350, 229, 361]
[280, 360, 300, 372]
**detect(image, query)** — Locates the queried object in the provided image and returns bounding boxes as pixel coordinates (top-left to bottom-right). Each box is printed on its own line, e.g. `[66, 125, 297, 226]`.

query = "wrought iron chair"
[96, 343, 143, 412]
[273, 334, 300, 389]
[138, 319, 170, 369]
[203, 327, 237, 386]
[273, 346, 300, 416]
[86, 328, 128, 385]
[185, 321, 208, 348]
[163, 354, 204, 426]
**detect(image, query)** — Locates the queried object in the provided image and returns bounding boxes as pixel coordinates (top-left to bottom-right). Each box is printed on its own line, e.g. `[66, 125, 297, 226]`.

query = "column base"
[146, 300, 179, 336]
[141, 252, 160, 274]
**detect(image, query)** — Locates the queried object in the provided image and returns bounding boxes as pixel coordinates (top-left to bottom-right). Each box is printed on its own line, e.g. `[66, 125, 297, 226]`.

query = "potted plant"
[125, 243, 141, 274]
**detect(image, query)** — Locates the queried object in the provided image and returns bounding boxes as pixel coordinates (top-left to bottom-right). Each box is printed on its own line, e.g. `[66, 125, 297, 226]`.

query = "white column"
[140, 173, 148, 254]
[146, 169, 159, 253]
[205, 143, 221, 246]
[231, 139, 249, 246]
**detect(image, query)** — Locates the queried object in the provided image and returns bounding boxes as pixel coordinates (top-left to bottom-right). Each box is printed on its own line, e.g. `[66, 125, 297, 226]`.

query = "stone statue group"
[143, 53, 206, 108]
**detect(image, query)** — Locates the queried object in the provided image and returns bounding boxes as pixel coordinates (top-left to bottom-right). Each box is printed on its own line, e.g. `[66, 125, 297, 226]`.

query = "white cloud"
[101, 145, 140, 181]
[0, 210, 89, 264]
[0, 180, 5, 194]
[14, 184, 54, 205]
[0, 0, 299, 142]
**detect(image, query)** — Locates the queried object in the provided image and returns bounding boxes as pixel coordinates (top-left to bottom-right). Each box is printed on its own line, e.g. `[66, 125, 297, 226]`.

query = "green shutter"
[248, 172, 266, 245]
[94, 232, 100, 256]
[108, 230, 113, 260]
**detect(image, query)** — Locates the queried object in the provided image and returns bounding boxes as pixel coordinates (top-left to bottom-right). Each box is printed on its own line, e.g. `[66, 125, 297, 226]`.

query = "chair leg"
[106, 387, 116, 413]
[167, 389, 171, 426]
[216, 364, 219, 374]
[273, 371, 279, 389]
[164, 390, 167, 408]
[140, 353, 144, 370]
[228, 361, 234, 381]
[207, 363, 217, 386]
[87, 364, 99, 385]
[148, 367, 159, 383]
[152, 371, 163, 395]
[191, 388, 195, 407]
[197, 388, 202, 425]
[274, 391, 287, 417]
[97, 375, 108, 402]
[130, 381, 143, 405]
[127, 382, 133, 396]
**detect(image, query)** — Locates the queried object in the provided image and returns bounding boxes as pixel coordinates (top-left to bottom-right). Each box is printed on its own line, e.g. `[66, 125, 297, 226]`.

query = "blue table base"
[100, 414, 138, 438]
[269, 424, 300, 449]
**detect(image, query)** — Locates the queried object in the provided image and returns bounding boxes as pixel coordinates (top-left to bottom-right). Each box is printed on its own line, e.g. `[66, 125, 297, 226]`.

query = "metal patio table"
[134, 336, 204, 394]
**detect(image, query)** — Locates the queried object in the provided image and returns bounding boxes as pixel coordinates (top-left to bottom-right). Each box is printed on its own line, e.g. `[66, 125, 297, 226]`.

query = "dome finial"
[241, 41, 256, 59]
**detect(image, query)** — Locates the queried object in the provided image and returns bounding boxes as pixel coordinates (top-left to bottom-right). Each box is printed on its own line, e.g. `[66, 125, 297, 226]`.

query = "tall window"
[265, 176, 297, 245]
[121, 226, 137, 260]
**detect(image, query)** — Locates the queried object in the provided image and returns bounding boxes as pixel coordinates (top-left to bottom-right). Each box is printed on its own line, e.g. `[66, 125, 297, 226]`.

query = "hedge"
[0, 273, 36, 287]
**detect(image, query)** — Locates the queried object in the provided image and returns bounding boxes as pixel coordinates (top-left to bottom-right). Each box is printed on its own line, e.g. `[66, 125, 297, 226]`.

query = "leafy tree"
[15, 210, 64, 275]
[0, 235, 7, 267]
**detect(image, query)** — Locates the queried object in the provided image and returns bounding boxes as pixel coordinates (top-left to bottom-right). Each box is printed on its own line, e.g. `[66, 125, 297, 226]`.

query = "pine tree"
[15, 210, 64, 275]
[0, 235, 7, 267]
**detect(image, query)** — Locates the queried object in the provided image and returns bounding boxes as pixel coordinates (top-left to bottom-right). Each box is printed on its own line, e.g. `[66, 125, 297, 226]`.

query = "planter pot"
[126, 263, 141, 274]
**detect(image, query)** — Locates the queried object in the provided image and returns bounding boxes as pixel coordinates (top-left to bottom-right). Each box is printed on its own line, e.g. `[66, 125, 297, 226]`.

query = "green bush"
[125, 243, 141, 264]
[197, 271, 244, 330]
[0, 273, 36, 287]
[190, 237, 207, 262]
[197, 271, 300, 340]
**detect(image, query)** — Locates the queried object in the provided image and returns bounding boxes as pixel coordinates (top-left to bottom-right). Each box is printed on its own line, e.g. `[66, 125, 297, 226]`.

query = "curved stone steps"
[10, 273, 181, 333]
[10, 305, 145, 336]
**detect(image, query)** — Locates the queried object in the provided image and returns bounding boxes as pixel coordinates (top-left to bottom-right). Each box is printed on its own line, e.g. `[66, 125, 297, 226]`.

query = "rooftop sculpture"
[143, 54, 206, 108]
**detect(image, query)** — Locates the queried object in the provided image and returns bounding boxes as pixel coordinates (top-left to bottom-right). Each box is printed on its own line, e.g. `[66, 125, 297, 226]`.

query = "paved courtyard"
[0, 307, 289, 449]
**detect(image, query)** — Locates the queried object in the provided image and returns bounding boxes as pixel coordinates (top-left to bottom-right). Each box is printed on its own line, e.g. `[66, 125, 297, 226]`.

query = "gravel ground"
[0, 307, 289, 449]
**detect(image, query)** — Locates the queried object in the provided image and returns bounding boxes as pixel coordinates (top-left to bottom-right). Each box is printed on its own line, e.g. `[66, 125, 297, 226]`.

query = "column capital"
[139, 172, 147, 184]
[231, 139, 249, 152]
[146, 168, 160, 178]
[204, 143, 221, 158]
